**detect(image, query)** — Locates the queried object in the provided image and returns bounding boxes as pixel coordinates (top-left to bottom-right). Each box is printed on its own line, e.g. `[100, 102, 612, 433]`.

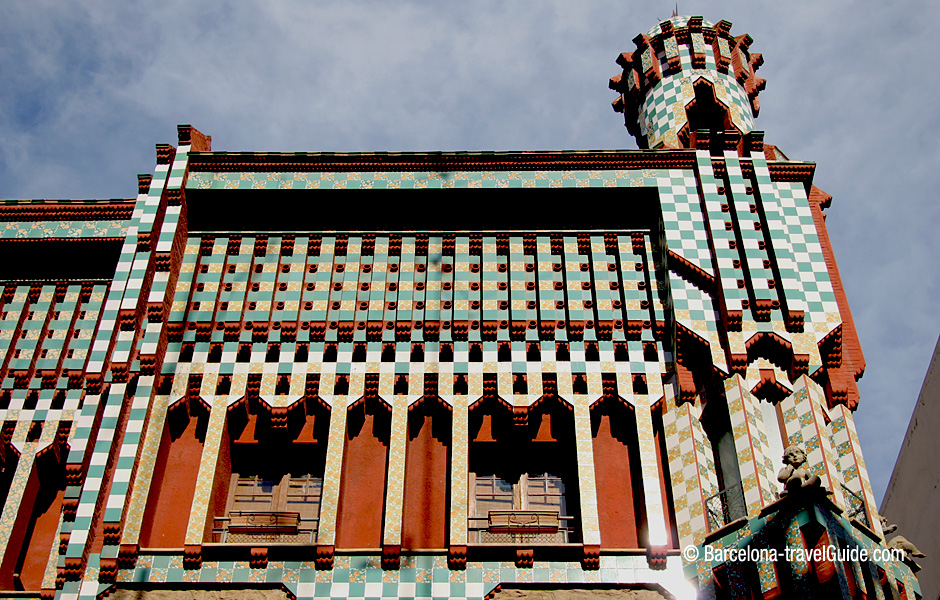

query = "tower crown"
[610, 16, 766, 149]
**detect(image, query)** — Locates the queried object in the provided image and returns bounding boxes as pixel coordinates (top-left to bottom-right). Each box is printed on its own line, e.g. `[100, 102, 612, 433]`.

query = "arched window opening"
[211, 396, 330, 545]
[468, 395, 580, 545]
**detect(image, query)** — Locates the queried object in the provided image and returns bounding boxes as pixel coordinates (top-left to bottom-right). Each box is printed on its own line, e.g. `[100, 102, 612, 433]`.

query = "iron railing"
[840, 483, 870, 528]
[468, 512, 575, 544]
[706, 482, 745, 531]
[211, 512, 318, 544]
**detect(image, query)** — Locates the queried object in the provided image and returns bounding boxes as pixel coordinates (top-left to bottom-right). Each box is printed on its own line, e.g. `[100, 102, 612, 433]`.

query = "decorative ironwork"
[211, 512, 318, 544]
[706, 482, 745, 531]
[840, 483, 870, 527]
[468, 514, 573, 544]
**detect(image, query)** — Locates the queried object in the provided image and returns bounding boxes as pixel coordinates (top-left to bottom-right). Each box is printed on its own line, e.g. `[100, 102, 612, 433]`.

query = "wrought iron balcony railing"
[705, 482, 745, 531]
[840, 483, 870, 528]
[211, 511, 318, 544]
[469, 511, 575, 544]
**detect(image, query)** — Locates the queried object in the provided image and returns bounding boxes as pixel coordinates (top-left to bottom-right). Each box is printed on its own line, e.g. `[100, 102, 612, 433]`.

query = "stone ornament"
[887, 536, 926, 564]
[777, 445, 821, 497]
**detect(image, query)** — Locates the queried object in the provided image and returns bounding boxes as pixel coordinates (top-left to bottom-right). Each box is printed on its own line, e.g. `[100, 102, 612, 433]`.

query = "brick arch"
[140, 396, 210, 549]
[589, 394, 646, 549]
[467, 394, 514, 443]
[335, 394, 391, 550]
[225, 394, 330, 445]
[744, 331, 808, 382]
[402, 395, 452, 550]
[0, 440, 67, 590]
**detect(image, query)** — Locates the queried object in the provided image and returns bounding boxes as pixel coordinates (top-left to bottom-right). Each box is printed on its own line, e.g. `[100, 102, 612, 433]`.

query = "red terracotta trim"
[0, 203, 134, 222]
[187, 150, 697, 173]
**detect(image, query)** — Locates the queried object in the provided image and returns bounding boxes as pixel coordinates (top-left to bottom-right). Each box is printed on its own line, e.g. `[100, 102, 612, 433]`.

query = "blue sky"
[1, 0, 938, 504]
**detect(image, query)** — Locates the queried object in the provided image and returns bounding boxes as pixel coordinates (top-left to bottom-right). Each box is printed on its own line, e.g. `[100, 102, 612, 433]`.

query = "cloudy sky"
[2, 1, 938, 504]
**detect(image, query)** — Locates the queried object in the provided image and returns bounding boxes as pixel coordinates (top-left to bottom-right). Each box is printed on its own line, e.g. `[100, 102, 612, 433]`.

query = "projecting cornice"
[186, 150, 815, 183]
[186, 149, 697, 172]
[0, 200, 135, 222]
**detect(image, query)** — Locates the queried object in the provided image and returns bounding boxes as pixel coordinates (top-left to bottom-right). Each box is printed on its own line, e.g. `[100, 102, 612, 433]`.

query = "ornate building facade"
[0, 15, 920, 600]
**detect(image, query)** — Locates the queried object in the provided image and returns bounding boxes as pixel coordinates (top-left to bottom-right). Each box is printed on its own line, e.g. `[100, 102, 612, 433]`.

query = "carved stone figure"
[879, 515, 898, 535]
[777, 445, 821, 496]
[887, 536, 926, 563]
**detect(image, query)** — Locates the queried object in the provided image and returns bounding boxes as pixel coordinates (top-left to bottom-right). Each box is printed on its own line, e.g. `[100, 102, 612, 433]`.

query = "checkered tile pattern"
[662, 394, 719, 549]
[659, 170, 715, 275]
[723, 376, 777, 512]
[778, 376, 845, 509]
[773, 181, 841, 341]
[639, 70, 754, 149]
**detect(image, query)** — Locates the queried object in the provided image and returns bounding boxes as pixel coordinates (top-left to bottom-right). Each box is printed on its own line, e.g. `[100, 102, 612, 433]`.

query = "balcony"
[840, 483, 870, 528]
[706, 482, 746, 531]
[211, 511, 318, 544]
[469, 510, 574, 544]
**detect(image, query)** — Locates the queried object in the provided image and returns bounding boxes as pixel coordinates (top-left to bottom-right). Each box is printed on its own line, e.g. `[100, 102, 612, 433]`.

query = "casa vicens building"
[0, 14, 920, 600]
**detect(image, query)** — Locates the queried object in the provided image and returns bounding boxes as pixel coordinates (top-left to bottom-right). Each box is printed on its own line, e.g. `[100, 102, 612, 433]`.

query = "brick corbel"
[99, 558, 118, 582]
[183, 544, 202, 569]
[515, 548, 534, 568]
[249, 547, 268, 569]
[448, 545, 468, 570]
[582, 544, 600, 570]
[381, 544, 401, 570]
[117, 544, 139, 569]
[647, 545, 669, 570]
[315, 545, 334, 569]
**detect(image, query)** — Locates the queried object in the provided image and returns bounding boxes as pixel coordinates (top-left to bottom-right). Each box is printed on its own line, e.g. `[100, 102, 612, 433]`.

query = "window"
[212, 397, 330, 546]
[218, 473, 322, 544]
[467, 396, 580, 545]
[469, 473, 571, 544]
